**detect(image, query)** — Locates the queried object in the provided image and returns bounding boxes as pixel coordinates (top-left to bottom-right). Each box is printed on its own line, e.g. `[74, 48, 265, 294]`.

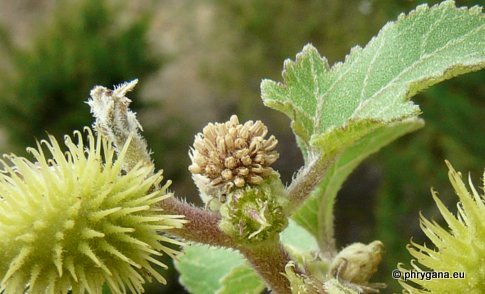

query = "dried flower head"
[188, 115, 279, 190]
[87, 79, 152, 172]
[0, 128, 185, 294]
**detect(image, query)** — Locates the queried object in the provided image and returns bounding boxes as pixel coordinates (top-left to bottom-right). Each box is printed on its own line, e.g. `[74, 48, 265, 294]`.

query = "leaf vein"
[353, 23, 485, 117]
[359, 34, 387, 102]
[420, 7, 449, 55]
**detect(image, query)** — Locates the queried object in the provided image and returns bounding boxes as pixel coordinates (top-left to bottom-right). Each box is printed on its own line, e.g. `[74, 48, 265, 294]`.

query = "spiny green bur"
[0, 129, 183, 294]
[399, 162, 485, 293]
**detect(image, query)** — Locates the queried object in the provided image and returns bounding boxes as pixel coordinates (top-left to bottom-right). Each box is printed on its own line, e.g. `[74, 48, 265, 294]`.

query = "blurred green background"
[0, 0, 483, 293]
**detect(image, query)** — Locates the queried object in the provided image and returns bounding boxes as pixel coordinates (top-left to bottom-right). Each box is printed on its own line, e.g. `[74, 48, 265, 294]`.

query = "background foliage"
[0, 0, 483, 292]
[0, 0, 159, 151]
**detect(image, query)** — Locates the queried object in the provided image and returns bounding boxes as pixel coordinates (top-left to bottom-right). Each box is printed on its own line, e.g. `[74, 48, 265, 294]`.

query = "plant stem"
[286, 154, 332, 214]
[238, 241, 292, 294]
[162, 197, 295, 293]
[161, 197, 236, 247]
[286, 154, 339, 258]
[318, 187, 337, 259]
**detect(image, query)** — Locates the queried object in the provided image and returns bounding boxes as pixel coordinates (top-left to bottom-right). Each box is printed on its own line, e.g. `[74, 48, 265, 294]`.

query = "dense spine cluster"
[0, 129, 184, 293]
[400, 162, 485, 293]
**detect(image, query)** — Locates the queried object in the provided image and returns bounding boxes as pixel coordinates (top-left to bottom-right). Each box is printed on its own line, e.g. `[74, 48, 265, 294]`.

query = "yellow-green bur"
[0, 128, 184, 294]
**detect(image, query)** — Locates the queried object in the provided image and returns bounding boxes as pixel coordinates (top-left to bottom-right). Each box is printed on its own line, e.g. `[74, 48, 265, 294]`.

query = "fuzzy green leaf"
[261, 1, 485, 246]
[280, 219, 319, 252]
[175, 244, 264, 294]
[262, 1, 485, 161]
[218, 265, 265, 294]
[293, 119, 423, 248]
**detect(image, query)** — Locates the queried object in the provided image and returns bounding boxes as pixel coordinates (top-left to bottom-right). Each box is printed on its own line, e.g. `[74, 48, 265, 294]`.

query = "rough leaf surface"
[175, 244, 264, 294]
[218, 265, 265, 294]
[262, 1, 485, 160]
[261, 0, 485, 246]
[280, 219, 319, 252]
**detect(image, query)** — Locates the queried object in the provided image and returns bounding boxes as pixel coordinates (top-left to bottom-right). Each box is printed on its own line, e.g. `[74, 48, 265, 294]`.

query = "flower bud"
[329, 241, 385, 292]
[188, 115, 279, 208]
[218, 176, 288, 244]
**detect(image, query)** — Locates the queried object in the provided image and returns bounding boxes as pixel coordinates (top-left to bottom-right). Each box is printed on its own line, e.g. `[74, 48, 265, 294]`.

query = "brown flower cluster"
[189, 115, 279, 189]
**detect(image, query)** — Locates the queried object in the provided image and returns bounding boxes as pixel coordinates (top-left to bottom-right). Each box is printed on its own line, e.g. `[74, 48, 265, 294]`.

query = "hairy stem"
[318, 185, 337, 259]
[161, 197, 236, 247]
[287, 154, 339, 257]
[286, 154, 333, 214]
[162, 197, 294, 293]
[238, 241, 292, 294]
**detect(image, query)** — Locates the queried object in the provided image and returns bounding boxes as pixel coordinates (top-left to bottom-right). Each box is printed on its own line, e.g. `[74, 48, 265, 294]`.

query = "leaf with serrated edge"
[217, 265, 265, 294]
[262, 1, 485, 249]
[175, 244, 257, 294]
[262, 1, 485, 160]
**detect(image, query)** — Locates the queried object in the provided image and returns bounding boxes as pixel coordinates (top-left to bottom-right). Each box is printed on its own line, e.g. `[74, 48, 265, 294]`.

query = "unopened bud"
[188, 115, 279, 208]
[330, 241, 384, 285]
[218, 177, 288, 243]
